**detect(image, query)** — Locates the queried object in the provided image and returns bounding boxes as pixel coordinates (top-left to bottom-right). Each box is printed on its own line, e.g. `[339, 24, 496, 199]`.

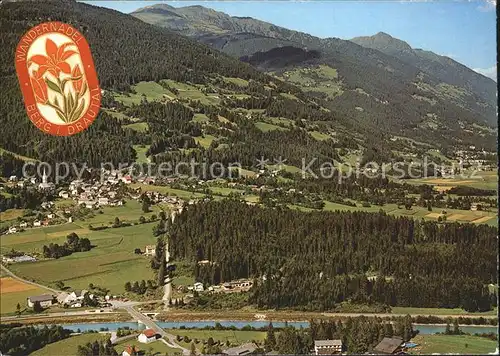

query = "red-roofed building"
[138, 329, 157, 343]
[122, 345, 137, 356]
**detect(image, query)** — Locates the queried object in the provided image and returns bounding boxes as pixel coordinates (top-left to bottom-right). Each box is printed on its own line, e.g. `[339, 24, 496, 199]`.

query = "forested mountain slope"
[351, 32, 497, 108]
[0, 0, 350, 166]
[132, 4, 497, 144]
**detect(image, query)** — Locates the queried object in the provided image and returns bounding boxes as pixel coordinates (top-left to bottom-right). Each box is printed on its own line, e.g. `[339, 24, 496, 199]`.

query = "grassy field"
[124, 122, 149, 133]
[408, 334, 498, 355]
[0, 208, 25, 221]
[319, 201, 497, 226]
[193, 113, 210, 123]
[309, 131, 331, 141]
[168, 329, 266, 350]
[133, 144, 150, 163]
[195, 134, 217, 148]
[392, 307, 498, 316]
[3, 217, 158, 294]
[114, 81, 175, 106]
[115, 339, 182, 355]
[223, 77, 249, 87]
[162, 79, 220, 105]
[30, 333, 110, 356]
[401, 171, 498, 191]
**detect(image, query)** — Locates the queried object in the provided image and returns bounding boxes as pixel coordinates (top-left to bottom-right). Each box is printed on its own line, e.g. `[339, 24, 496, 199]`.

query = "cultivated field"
[402, 171, 498, 191]
[5, 222, 157, 294]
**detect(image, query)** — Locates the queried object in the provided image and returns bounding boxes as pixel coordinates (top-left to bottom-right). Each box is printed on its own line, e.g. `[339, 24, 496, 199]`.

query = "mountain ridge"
[132, 4, 497, 130]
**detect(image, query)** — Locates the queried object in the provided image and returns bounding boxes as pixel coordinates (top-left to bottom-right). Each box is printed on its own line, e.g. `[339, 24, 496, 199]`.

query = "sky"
[85, 0, 497, 81]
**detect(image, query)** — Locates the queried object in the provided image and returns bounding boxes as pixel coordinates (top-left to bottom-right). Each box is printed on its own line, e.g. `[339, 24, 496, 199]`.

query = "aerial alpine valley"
[0, 0, 498, 355]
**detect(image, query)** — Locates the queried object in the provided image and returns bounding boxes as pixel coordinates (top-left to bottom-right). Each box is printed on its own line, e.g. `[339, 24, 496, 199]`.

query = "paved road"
[123, 305, 189, 355]
[1, 264, 61, 294]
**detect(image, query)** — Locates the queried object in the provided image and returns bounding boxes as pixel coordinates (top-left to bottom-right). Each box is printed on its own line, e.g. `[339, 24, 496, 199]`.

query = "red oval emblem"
[15, 22, 101, 136]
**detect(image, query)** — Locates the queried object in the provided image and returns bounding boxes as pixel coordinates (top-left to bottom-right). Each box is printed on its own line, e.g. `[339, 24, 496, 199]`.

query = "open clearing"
[408, 334, 498, 354]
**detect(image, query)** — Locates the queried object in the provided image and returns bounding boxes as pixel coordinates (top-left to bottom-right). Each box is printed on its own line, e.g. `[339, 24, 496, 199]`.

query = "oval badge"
[15, 22, 101, 136]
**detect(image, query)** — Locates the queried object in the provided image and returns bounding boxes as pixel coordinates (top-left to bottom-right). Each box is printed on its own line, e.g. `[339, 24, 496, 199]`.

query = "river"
[55, 320, 498, 335]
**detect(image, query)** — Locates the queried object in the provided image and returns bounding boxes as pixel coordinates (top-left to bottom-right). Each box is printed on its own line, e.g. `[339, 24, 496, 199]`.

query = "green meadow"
[409, 334, 498, 355]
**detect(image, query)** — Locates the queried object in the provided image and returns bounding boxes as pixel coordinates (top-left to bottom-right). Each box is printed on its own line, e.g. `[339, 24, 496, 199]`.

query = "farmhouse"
[222, 279, 253, 291]
[70, 289, 88, 301]
[145, 245, 156, 256]
[8, 227, 17, 234]
[33, 220, 42, 227]
[27, 294, 55, 308]
[138, 329, 157, 343]
[314, 340, 343, 354]
[372, 336, 405, 354]
[194, 282, 204, 292]
[222, 342, 258, 355]
[19, 222, 28, 228]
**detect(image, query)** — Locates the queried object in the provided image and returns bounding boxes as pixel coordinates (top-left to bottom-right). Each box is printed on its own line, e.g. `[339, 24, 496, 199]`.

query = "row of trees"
[264, 316, 415, 354]
[0, 325, 71, 356]
[42, 233, 92, 259]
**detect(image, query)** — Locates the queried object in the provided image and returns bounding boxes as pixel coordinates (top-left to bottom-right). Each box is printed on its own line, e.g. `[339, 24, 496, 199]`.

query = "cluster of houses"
[26, 290, 104, 309]
[70, 179, 125, 209]
[121, 329, 159, 356]
[8, 169, 55, 191]
[184, 278, 254, 294]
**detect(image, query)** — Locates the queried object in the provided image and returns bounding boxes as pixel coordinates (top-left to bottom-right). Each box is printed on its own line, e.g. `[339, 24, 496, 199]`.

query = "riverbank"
[154, 309, 498, 322]
[0, 312, 131, 325]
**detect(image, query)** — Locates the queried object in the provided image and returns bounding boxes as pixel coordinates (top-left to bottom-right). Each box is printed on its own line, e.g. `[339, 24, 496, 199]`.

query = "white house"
[47, 213, 55, 219]
[70, 289, 88, 301]
[8, 227, 17, 234]
[98, 197, 109, 206]
[138, 329, 157, 343]
[314, 340, 343, 355]
[19, 222, 28, 228]
[33, 220, 41, 227]
[59, 191, 69, 199]
[194, 282, 204, 292]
